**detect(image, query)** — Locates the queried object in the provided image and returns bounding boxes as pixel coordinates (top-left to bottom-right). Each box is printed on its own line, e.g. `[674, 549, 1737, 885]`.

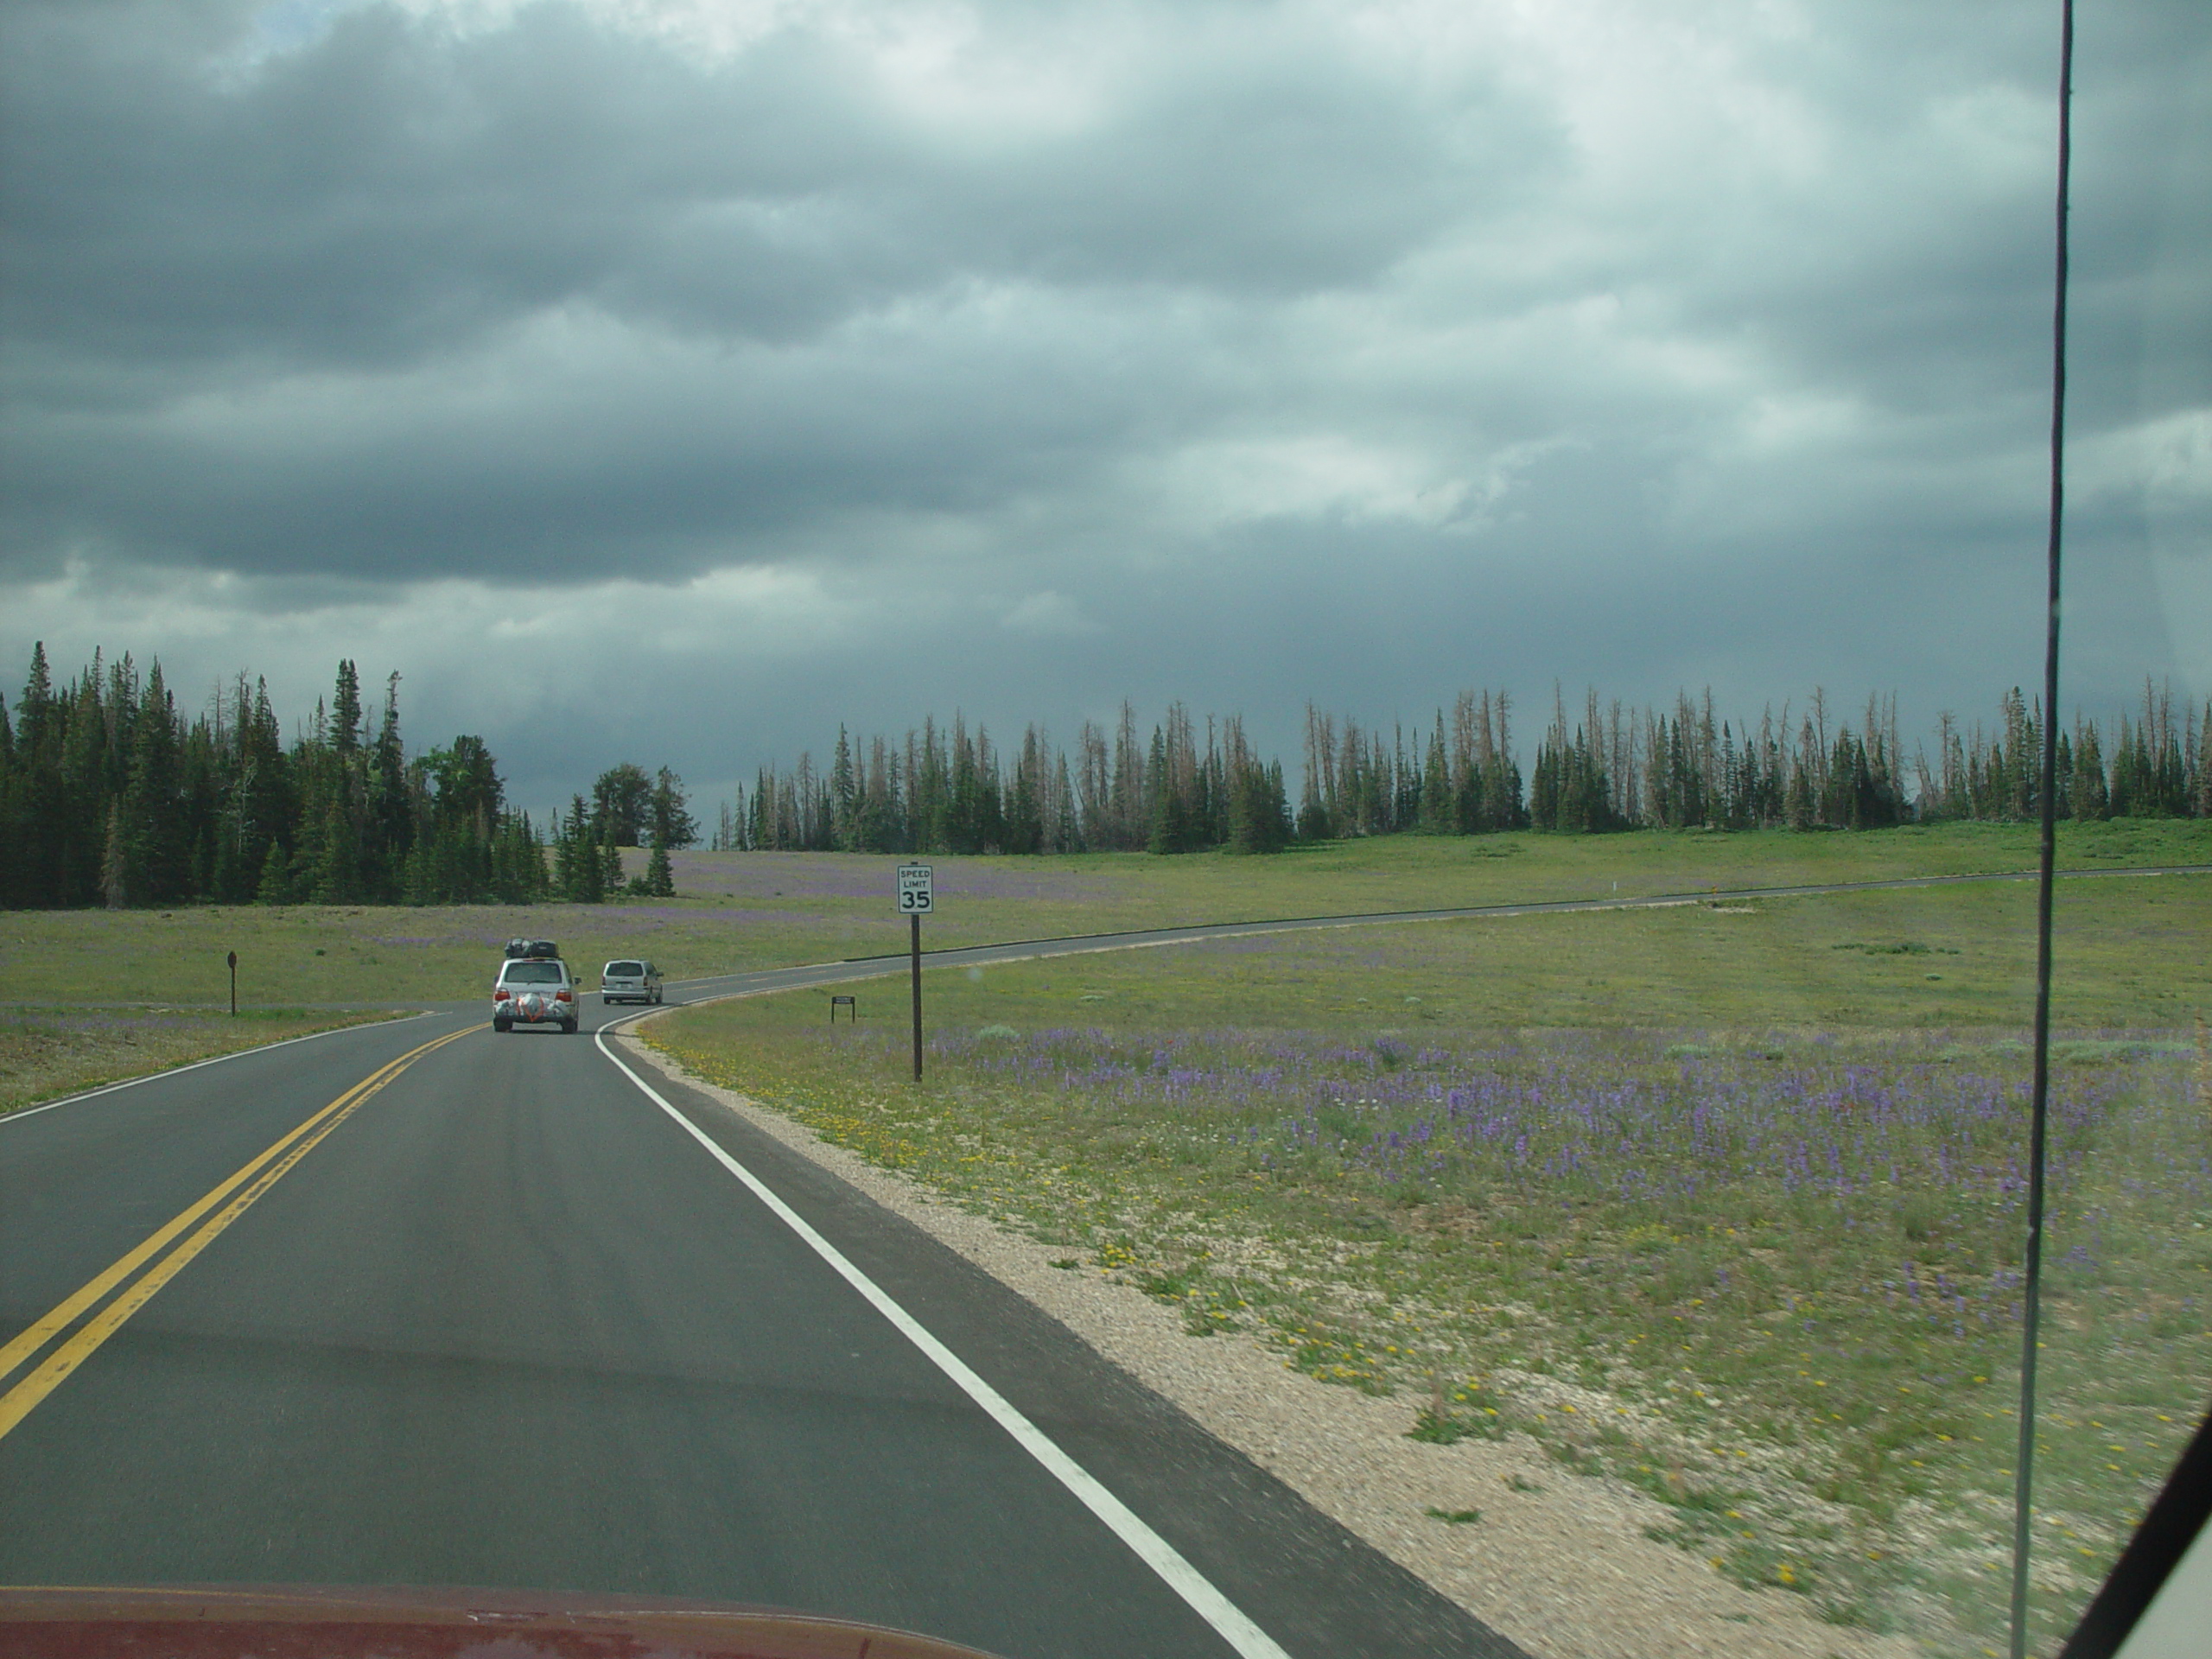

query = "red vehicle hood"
[0, 1585, 1003, 1659]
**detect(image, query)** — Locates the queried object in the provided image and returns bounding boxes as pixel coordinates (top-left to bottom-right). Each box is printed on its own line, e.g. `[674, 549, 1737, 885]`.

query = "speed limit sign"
[897, 864, 934, 913]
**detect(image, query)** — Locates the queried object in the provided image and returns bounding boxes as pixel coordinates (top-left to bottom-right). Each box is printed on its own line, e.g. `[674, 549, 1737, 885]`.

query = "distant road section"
[665, 861, 2212, 1004]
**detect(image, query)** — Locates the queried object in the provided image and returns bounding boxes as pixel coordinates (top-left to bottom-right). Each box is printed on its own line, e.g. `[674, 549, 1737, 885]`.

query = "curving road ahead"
[3, 981, 1535, 1656]
[2, 862, 2201, 1656]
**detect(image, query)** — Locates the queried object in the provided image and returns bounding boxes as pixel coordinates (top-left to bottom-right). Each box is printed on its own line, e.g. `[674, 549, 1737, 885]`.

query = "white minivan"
[601, 959, 664, 1005]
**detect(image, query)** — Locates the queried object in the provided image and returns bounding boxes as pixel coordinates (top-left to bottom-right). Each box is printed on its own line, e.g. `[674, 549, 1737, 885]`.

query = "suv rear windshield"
[606, 962, 645, 976]
[500, 962, 563, 984]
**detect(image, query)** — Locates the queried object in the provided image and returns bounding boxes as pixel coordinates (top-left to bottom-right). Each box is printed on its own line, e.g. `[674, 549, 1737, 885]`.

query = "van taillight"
[494, 988, 510, 1000]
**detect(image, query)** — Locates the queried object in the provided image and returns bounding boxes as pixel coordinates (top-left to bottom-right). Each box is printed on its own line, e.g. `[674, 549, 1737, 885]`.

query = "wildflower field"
[647, 873, 2212, 1656]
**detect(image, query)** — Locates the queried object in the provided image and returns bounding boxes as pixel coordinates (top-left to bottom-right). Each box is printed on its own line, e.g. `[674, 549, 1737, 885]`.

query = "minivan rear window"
[501, 962, 563, 984]
[607, 962, 645, 976]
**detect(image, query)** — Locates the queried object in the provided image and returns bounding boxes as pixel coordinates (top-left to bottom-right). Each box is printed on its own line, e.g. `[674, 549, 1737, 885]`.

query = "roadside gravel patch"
[620, 1033, 1917, 1659]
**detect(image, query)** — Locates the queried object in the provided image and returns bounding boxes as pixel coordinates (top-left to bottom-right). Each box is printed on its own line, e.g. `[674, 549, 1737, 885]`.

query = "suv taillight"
[494, 988, 510, 1000]
[555, 989, 572, 1002]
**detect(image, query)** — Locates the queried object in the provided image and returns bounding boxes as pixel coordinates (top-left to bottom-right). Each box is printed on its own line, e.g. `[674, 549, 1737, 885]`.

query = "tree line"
[0, 645, 696, 909]
[547, 761, 696, 903]
[721, 680, 2210, 855]
[718, 702, 1292, 856]
[4, 644, 2205, 909]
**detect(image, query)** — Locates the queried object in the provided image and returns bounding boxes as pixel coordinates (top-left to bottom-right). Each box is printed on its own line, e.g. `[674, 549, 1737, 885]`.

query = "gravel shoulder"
[620, 1033, 1919, 1659]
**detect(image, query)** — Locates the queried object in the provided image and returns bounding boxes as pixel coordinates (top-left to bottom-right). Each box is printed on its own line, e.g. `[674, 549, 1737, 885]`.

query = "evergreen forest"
[3, 644, 2207, 909]
[723, 682, 2209, 852]
[0, 646, 691, 911]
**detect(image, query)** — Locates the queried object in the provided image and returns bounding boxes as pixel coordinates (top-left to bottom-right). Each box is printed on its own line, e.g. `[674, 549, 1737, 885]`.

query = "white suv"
[493, 957, 580, 1034]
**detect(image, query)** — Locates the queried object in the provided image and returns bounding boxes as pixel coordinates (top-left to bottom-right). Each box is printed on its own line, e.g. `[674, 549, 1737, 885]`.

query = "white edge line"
[591, 1024, 1294, 1659]
[0, 1010, 433, 1127]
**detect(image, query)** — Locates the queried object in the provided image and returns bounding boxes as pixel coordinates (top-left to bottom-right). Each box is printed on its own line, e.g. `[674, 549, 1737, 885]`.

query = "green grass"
[0, 819, 2203, 1009]
[644, 871, 2212, 1657]
[753, 870, 2208, 1034]
[0, 1006, 408, 1116]
[3, 821, 2207, 1647]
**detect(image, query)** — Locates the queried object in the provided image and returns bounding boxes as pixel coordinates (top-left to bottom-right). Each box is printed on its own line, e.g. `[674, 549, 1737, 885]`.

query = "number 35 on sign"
[897, 864, 934, 913]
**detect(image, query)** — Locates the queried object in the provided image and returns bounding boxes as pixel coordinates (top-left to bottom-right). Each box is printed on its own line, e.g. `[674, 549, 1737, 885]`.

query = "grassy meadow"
[641, 856, 2212, 1656]
[0, 1007, 407, 1116]
[3, 818, 2208, 1651]
[0, 817, 2205, 1012]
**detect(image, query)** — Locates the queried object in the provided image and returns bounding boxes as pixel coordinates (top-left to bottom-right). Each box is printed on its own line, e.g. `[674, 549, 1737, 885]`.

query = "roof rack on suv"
[505, 938, 561, 961]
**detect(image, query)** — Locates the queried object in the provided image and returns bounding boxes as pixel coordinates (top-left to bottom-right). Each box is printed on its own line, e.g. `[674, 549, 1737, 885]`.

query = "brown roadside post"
[227, 950, 238, 1017]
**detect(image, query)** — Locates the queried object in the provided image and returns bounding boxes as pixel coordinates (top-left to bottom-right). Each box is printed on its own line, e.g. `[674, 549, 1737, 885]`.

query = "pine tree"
[1145, 725, 1192, 854]
[2194, 700, 2212, 819]
[4, 666, 33, 906]
[119, 661, 187, 905]
[101, 802, 127, 909]
[367, 672, 410, 899]
[485, 810, 540, 905]
[1782, 759, 1812, 830]
[555, 797, 605, 902]
[2069, 718, 2109, 821]
[256, 838, 293, 905]
[946, 718, 985, 853]
[830, 727, 857, 849]
[330, 659, 364, 758]
[644, 833, 677, 898]
[312, 791, 359, 904]
[590, 764, 652, 846]
[648, 766, 696, 849]
[9, 647, 56, 905]
[1005, 759, 1043, 855]
[1227, 753, 1291, 853]
[1418, 715, 1452, 835]
[54, 657, 119, 905]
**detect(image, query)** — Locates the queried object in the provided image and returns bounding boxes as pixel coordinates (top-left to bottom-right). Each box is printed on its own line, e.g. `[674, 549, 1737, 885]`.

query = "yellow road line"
[0, 1053, 400, 1389]
[0, 1026, 477, 1440]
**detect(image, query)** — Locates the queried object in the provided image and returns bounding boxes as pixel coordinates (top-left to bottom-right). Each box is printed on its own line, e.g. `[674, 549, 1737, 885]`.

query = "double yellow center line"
[0, 1025, 476, 1441]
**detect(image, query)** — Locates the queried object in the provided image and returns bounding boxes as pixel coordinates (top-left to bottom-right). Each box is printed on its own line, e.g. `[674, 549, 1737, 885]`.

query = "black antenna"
[2009, 2, 2072, 1655]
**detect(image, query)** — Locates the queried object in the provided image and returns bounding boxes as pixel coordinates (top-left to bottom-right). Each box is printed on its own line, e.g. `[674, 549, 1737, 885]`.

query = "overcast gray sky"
[3, 0, 2205, 818]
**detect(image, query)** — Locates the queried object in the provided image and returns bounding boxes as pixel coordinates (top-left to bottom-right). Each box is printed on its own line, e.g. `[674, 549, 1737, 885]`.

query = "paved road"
[0, 1005, 1522, 1657]
[3, 860, 2200, 1655]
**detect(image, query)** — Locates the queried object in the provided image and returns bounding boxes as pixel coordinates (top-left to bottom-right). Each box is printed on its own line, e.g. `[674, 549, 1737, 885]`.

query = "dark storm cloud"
[6, 3, 898, 371]
[5, 291, 1200, 577]
[2, 0, 1518, 365]
[2, 0, 1552, 583]
[2, 0, 2205, 804]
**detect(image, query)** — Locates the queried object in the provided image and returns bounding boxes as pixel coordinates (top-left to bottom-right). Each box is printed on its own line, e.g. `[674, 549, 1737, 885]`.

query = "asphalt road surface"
[3, 862, 2201, 1656]
[0, 994, 1528, 1657]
